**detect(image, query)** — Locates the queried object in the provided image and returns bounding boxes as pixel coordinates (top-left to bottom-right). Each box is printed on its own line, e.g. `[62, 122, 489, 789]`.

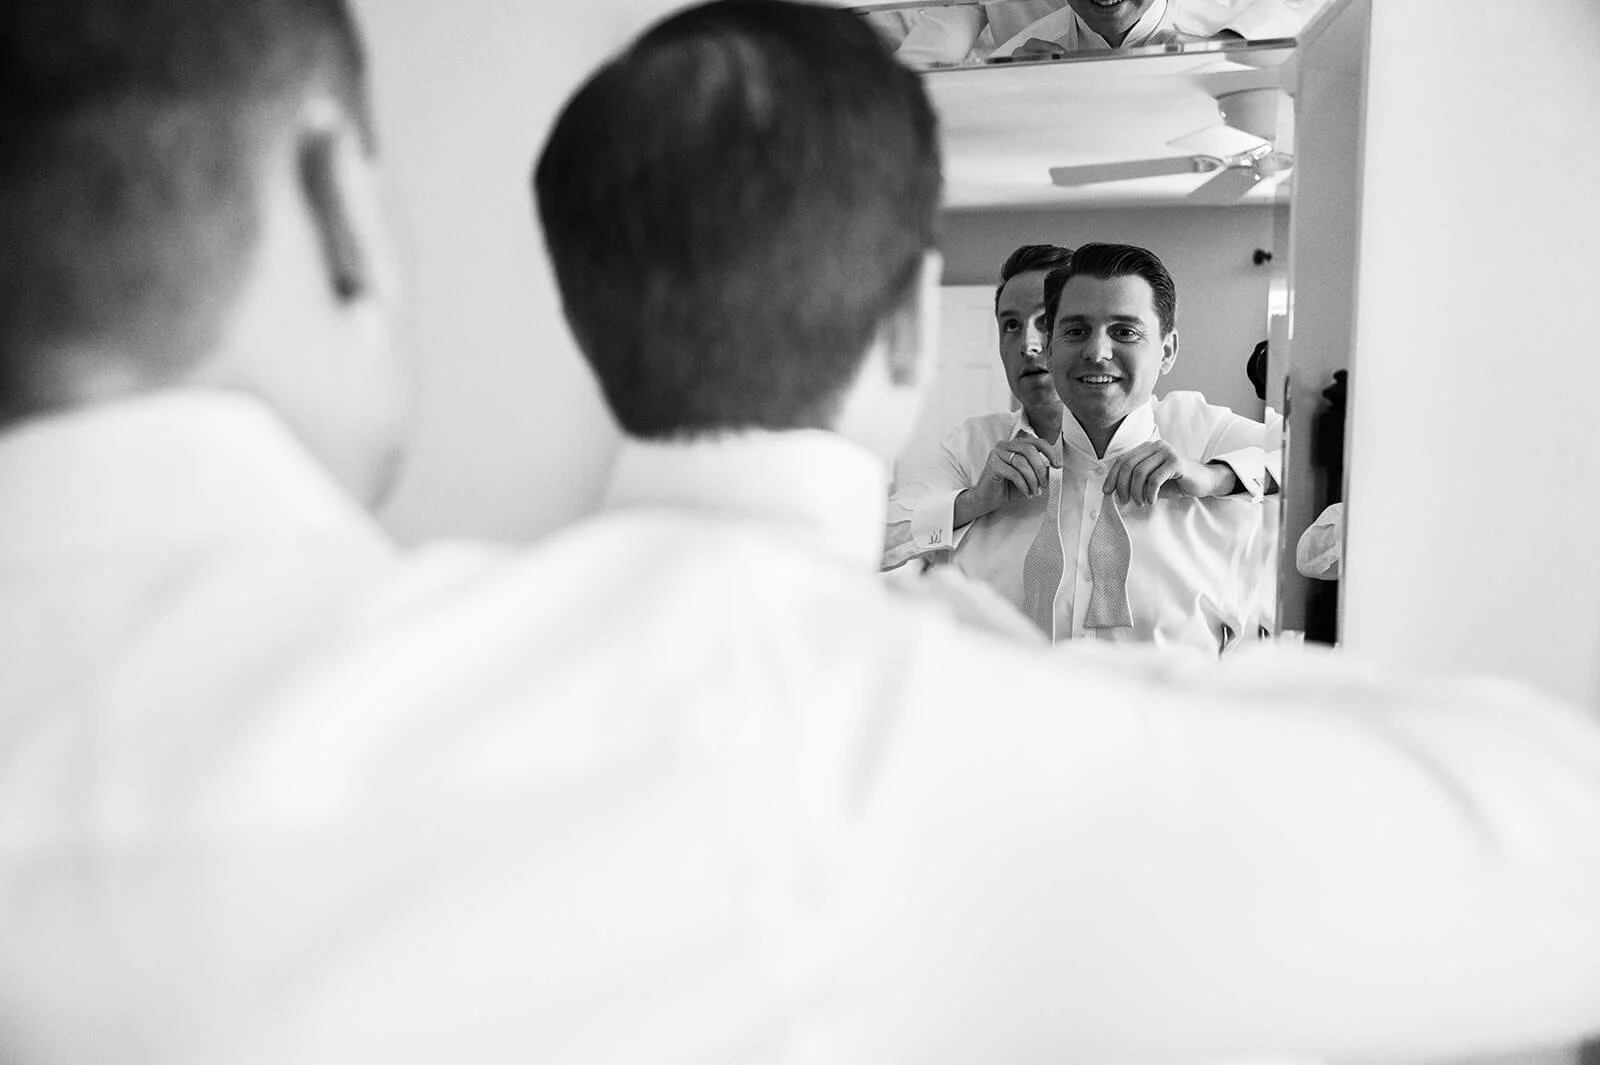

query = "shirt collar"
[0, 390, 387, 559]
[602, 429, 888, 571]
[1060, 397, 1159, 461]
[1007, 407, 1054, 441]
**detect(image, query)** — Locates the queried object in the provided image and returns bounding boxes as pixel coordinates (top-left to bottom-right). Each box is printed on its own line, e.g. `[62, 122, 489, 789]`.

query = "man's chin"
[1064, 397, 1125, 429]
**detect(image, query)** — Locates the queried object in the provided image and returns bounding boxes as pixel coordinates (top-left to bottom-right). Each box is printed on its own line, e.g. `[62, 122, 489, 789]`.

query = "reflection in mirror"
[862, 0, 1334, 70]
[874, 32, 1350, 657]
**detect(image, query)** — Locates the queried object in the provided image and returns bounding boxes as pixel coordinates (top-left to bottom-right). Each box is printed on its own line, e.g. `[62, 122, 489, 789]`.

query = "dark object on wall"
[1305, 369, 1347, 645]
[1246, 339, 1268, 402]
[1252, 248, 1274, 266]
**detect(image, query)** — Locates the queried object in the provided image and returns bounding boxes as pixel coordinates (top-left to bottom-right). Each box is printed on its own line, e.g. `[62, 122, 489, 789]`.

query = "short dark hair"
[0, 0, 368, 422]
[534, 0, 942, 439]
[994, 244, 1073, 313]
[1042, 242, 1177, 336]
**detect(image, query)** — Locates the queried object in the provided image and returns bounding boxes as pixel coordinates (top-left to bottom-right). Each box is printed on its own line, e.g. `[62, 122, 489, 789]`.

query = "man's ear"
[1160, 329, 1179, 375]
[298, 108, 373, 304]
[883, 249, 943, 387]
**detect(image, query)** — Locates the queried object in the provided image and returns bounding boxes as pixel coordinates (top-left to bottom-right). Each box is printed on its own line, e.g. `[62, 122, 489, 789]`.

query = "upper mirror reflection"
[859, 0, 1331, 69]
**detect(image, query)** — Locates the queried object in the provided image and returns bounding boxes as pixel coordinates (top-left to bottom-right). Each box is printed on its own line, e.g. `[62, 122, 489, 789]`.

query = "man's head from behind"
[994, 244, 1071, 417]
[1043, 241, 1178, 439]
[0, 0, 404, 501]
[534, 0, 943, 461]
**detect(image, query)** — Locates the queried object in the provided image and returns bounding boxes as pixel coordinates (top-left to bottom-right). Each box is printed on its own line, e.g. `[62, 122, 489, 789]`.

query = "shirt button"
[1088, 510, 1099, 521]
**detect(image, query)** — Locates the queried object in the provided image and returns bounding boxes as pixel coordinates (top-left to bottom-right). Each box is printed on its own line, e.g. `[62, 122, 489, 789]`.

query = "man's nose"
[1082, 331, 1113, 362]
[1023, 320, 1046, 357]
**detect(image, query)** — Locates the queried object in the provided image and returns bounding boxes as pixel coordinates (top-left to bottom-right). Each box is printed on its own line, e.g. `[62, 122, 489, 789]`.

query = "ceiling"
[927, 44, 1298, 211]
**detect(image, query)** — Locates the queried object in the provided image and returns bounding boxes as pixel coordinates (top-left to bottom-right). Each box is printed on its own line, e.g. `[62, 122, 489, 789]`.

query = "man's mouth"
[1020, 366, 1050, 379]
[1078, 374, 1120, 385]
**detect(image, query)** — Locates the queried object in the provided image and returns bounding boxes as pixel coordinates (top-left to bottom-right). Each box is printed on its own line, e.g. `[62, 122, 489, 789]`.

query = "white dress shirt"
[4, 391, 1600, 1065]
[886, 391, 1280, 653]
[988, 0, 1312, 57]
[991, 0, 1197, 56]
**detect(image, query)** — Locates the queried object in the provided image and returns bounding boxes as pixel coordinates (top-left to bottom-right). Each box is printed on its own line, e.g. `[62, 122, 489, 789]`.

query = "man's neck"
[1022, 402, 1063, 444]
[1074, 412, 1125, 459]
[1087, 0, 1163, 48]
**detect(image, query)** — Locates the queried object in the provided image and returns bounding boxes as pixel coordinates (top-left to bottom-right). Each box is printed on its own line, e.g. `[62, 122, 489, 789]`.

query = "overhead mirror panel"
[858, 0, 1331, 70]
[924, 43, 1296, 210]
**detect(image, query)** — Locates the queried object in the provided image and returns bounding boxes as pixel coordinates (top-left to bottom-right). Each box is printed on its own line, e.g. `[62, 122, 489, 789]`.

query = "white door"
[893, 285, 1012, 482]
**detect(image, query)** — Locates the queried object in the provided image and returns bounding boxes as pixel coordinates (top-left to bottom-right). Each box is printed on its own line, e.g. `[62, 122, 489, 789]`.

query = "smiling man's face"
[1049, 272, 1176, 440]
[1065, 0, 1158, 46]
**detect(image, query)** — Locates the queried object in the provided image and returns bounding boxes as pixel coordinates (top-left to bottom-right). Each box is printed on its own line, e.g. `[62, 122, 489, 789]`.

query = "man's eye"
[1061, 327, 1087, 340]
[1112, 327, 1142, 342]
[1000, 320, 1019, 333]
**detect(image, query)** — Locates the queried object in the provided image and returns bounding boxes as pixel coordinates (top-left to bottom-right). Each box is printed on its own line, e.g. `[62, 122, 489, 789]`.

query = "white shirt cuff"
[910, 488, 963, 552]
[1211, 448, 1268, 500]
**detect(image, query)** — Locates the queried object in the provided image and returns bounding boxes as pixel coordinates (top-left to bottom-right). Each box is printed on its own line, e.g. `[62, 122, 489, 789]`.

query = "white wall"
[359, 1, 681, 544]
[1275, 0, 1366, 635]
[355, 2, 1282, 545]
[940, 205, 1280, 419]
[1341, 0, 1600, 707]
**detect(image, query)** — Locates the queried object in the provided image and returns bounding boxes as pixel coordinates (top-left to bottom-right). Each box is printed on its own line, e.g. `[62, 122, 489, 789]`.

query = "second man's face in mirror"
[1050, 273, 1176, 437]
[995, 269, 1062, 422]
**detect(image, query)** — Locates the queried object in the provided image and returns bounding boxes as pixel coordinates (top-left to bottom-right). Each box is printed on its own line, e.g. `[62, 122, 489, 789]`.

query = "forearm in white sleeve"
[1205, 404, 1283, 496]
[883, 488, 964, 570]
[893, 7, 985, 66]
[828, 639, 1600, 1064]
[883, 435, 983, 570]
[1218, 0, 1309, 39]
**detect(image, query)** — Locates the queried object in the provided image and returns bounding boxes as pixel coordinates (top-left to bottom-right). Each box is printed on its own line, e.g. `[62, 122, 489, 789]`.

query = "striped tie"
[1084, 496, 1133, 630]
[1020, 464, 1064, 640]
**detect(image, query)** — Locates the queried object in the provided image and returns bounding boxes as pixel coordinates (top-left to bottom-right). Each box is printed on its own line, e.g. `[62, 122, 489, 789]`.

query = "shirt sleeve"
[891, 6, 985, 66]
[1170, 0, 1308, 39]
[882, 428, 987, 571]
[1215, 0, 1308, 39]
[830, 636, 1600, 1063]
[1296, 501, 1345, 579]
[1194, 398, 1283, 499]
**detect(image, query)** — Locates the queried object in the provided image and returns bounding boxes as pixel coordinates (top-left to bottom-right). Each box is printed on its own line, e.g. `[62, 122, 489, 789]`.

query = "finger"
[996, 463, 1030, 497]
[1018, 447, 1051, 486]
[1015, 438, 1060, 469]
[1101, 454, 1127, 503]
[1131, 451, 1174, 506]
[1115, 453, 1145, 506]
[1002, 451, 1040, 495]
[1148, 463, 1181, 506]
[1015, 37, 1063, 57]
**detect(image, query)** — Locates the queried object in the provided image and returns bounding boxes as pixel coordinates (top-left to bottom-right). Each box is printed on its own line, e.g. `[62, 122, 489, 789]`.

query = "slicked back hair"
[534, 0, 942, 439]
[0, 0, 369, 422]
[1042, 241, 1177, 337]
[994, 244, 1073, 313]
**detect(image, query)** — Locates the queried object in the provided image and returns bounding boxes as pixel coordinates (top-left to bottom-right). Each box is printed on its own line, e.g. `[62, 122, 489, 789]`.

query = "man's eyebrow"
[1057, 314, 1146, 326]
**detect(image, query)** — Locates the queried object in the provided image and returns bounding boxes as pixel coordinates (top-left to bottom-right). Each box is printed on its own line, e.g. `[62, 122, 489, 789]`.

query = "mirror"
[870, 0, 1365, 655]
[861, 0, 1328, 69]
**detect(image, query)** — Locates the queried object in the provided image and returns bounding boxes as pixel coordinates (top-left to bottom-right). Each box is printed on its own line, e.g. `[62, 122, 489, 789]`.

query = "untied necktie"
[1019, 437, 1065, 640]
[1083, 494, 1133, 630]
